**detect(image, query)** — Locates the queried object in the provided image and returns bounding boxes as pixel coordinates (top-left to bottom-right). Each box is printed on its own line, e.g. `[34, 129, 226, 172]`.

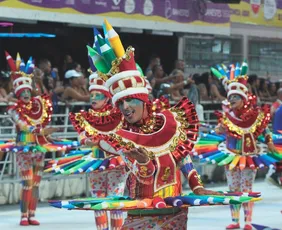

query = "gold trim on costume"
[222, 111, 266, 136]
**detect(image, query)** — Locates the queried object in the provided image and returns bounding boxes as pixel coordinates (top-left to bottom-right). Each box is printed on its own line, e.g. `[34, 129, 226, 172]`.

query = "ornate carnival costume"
[47, 21, 261, 230]
[91, 20, 211, 229]
[2, 51, 78, 226]
[193, 62, 282, 230]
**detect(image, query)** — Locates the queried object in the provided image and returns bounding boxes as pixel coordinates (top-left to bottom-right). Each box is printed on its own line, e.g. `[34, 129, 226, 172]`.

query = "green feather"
[241, 60, 248, 75]
[211, 67, 223, 80]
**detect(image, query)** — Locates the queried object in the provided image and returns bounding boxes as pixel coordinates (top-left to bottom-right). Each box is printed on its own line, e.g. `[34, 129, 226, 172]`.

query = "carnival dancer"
[69, 70, 127, 230]
[266, 102, 282, 188]
[86, 19, 221, 229]
[4, 51, 78, 226]
[210, 62, 277, 230]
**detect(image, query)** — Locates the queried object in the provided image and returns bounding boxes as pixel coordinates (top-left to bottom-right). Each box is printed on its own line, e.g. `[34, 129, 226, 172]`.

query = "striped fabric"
[16, 131, 36, 144]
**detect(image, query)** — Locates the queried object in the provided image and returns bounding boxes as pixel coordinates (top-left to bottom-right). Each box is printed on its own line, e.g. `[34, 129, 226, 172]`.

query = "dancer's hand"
[267, 142, 277, 153]
[215, 124, 225, 134]
[85, 138, 98, 147]
[123, 148, 150, 164]
[194, 187, 222, 196]
[41, 127, 59, 136]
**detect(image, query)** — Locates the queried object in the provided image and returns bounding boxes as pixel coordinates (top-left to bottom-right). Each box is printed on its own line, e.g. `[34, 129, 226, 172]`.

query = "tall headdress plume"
[211, 60, 249, 101]
[87, 19, 148, 105]
[5, 51, 34, 97]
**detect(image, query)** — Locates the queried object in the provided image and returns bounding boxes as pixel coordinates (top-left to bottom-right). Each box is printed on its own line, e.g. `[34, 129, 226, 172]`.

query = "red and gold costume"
[201, 62, 278, 230]
[86, 20, 204, 229]
[3, 51, 77, 226]
[46, 21, 264, 230]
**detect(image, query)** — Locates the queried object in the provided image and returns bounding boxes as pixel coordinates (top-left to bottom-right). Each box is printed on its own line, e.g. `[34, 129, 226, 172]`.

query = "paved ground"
[0, 180, 281, 230]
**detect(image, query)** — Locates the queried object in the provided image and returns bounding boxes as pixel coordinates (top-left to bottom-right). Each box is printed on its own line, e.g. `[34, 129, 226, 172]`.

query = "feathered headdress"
[5, 51, 34, 97]
[87, 29, 111, 98]
[87, 19, 148, 105]
[211, 61, 249, 100]
[88, 72, 110, 97]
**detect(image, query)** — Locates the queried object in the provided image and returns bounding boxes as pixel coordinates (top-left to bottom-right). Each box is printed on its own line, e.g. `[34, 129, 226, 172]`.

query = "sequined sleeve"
[8, 108, 40, 134]
[263, 127, 273, 144]
[135, 159, 155, 185]
[178, 155, 204, 192]
[78, 131, 88, 145]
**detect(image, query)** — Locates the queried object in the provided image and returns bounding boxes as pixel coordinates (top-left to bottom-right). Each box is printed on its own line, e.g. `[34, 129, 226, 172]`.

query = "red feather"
[5, 51, 16, 71]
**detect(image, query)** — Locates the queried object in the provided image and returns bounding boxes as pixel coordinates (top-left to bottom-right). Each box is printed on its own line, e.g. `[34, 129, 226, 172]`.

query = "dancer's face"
[229, 94, 244, 110]
[19, 89, 31, 103]
[118, 98, 144, 124]
[90, 91, 108, 110]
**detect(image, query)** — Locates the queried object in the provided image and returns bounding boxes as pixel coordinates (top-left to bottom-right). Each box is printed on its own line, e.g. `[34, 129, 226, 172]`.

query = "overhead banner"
[0, 0, 281, 30]
[0, 0, 230, 26]
[230, 0, 282, 27]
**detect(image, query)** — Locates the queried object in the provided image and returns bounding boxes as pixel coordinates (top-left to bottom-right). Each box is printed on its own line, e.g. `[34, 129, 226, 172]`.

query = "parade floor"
[0, 180, 281, 230]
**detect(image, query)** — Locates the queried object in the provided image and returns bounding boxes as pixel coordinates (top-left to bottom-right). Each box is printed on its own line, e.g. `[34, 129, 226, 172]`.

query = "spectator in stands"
[198, 83, 210, 101]
[151, 64, 176, 98]
[64, 61, 82, 73]
[269, 82, 277, 100]
[62, 54, 73, 77]
[78, 71, 89, 97]
[174, 59, 185, 72]
[145, 55, 160, 80]
[167, 70, 185, 101]
[204, 72, 226, 102]
[258, 78, 271, 101]
[74, 62, 82, 73]
[247, 74, 260, 98]
[61, 69, 90, 102]
[279, 80, 282, 88]
[39, 59, 52, 77]
[270, 88, 282, 117]
[186, 73, 204, 121]
[39, 59, 56, 93]
[186, 73, 200, 105]
[0, 71, 16, 103]
[32, 68, 48, 96]
[0, 71, 11, 103]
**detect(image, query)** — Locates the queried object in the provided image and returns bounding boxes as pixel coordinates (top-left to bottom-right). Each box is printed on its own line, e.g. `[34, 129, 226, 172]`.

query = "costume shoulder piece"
[222, 105, 271, 139]
[100, 97, 199, 162]
[152, 96, 170, 113]
[9, 94, 53, 128]
[69, 105, 123, 138]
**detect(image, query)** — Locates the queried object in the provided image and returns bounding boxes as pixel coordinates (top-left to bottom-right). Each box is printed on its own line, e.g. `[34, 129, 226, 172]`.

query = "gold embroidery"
[89, 109, 110, 117]
[161, 167, 171, 181]
[102, 108, 196, 158]
[12, 71, 33, 78]
[222, 111, 266, 136]
[226, 75, 248, 84]
[74, 114, 123, 136]
[24, 97, 50, 126]
[140, 115, 157, 134]
[139, 166, 148, 176]
[246, 137, 251, 147]
[26, 102, 32, 110]
[196, 174, 204, 186]
[169, 107, 194, 153]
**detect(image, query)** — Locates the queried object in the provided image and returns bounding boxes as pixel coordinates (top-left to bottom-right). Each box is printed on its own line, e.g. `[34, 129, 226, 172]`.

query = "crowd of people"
[0, 55, 90, 107]
[145, 56, 282, 105]
[0, 54, 281, 112]
[0, 17, 281, 229]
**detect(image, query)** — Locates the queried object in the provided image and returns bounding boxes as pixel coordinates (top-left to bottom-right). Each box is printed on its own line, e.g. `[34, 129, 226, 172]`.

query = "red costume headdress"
[211, 61, 249, 101]
[88, 72, 111, 98]
[5, 51, 34, 97]
[86, 19, 148, 105]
